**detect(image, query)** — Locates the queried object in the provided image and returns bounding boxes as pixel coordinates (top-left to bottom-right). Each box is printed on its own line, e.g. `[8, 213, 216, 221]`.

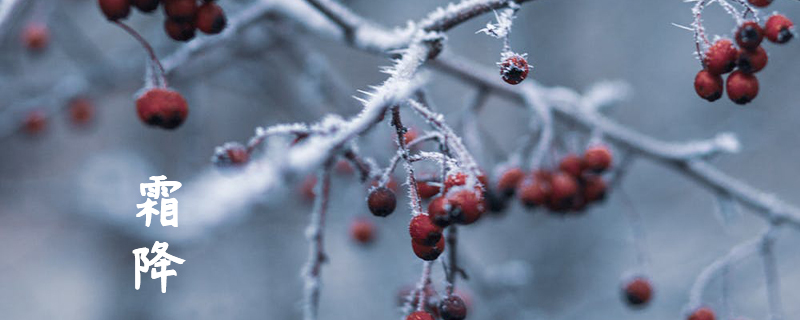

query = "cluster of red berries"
[499, 53, 530, 85]
[495, 145, 611, 214]
[98, 0, 227, 41]
[694, 14, 794, 104]
[621, 276, 653, 307]
[22, 97, 95, 136]
[135, 87, 189, 129]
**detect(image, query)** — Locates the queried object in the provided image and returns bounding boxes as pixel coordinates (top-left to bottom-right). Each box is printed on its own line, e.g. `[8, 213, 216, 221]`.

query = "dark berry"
[694, 70, 723, 102]
[500, 54, 529, 85]
[735, 21, 763, 50]
[439, 295, 467, 320]
[368, 186, 396, 217]
[737, 46, 767, 73]
[726, 70, 759, 105]
[195, 2, 227, 34]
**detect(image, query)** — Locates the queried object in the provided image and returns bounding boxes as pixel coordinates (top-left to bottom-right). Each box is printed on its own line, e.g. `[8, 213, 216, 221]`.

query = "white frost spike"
[477, 7, 516, 39]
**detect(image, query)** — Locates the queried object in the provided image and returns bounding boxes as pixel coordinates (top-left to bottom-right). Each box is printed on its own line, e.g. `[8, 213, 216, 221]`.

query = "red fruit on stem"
[164, 19, 196, 42]
[703, 40, 737, 75]
[368, 186, 396, 217]
[583, 175, 607, 202]
[694, 70, 724, 102]
[444, 172, 467, 190]
[98, 0, 131, 21]
[412, 237, 445, 261]
[688, 307, 716, 320]
[439, 295, 468, 320]
[737, 46, 767, 73]
[550, 172, 578, 202]
[416, 180, 441, 199]
[623, 277, 653, 306]
[409, 214, 443, 246]
[447, 189, 485, 225]
[22, 23, 49, 51]
[163, 0, 197, 22]
[583, 146, 612, 172]
[500, 54, 529, 85]
[334, 159, 353, 174]
[68, 97, 94, 127]
[214, 143, 249, 167]
[350, 218, 376, 245]
[195, 2, 227, 34]
[517, 175, 550, 208]
[496, 167, 525, 196]
[726, 71, 759, 105]
[406, 311, 435, 320]
[132, 0, 159, 12]
[735, 21, 764, 50]
[765, 14, 794, 44]
[23, 110, 47, 135]
[427, 196, 452, 227]
[135, 87, 189, 129]
[559, 154, 584, 177]
[747, 0, 772, 7]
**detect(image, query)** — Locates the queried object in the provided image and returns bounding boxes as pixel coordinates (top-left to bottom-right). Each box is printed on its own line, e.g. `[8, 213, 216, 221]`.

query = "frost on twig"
[302, 165, 332, 320]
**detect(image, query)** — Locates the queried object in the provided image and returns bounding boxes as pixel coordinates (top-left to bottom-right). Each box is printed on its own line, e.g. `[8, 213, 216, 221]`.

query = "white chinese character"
[137, 176, 181, 227]
[133, 241, 185, 293]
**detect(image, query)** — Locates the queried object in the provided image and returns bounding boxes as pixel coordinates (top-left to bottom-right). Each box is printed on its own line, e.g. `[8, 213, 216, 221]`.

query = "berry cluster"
[98, 0, 227, 41]
[399, 286, 470, 320]
[496, 145, 611, 214]
[694, 14, 794, 104]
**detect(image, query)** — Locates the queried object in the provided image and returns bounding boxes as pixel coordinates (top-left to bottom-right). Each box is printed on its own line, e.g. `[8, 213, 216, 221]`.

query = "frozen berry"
[447, 189, 485, 225]
[765, 14, 794, 44]
[737, 46, 767, 73]
[694, 70, 724, 102]
[22, 23, 49, 51]
[334, 159, 354, 174]
[735, 21, 763, 50]
[688, 307, 716, 320]
[726, 70, 759, 104]
[444, 172, 467, 190]
[368, 186, 396, 217]
[623, 277, 653, 307]
[583, 175, 607, 202]
[410, 214, 443, 246]
[518, 175, 550, 208]
[406, 311, 435, 320]
[500, 53, 529, 85]
[213, 142, 249, 167]
[23, 109, 46, 135]
[747, 0, 772, 7]
[439, 295, 467, 320]
[403, 127, 419, 145]
[583, 146, 612, 172]
[496, 167, 525, 196]
[195, 2, 226, 34]
[164, 19, 196, 42]
[135, 87, 189, 129]
[417, 180, 441, 199]
[99, 0, 131, 21]
[559, 154, 584, 177]
[132, 0, 159, 12]
[550, 172, 578, 204]
[703, 40, 737, 75]
[428, 196, 452, 227]
[412, 236, 445, 261]
[68, 97, 94, 127]
[350, 218, 376, 245]
[163, 0, 197, 22]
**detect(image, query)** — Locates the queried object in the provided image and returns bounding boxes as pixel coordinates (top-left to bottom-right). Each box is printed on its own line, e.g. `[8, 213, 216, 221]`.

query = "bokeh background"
[1, 0, 799, 319]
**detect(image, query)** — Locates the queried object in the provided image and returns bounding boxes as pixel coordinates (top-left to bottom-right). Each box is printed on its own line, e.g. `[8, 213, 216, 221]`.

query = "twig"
[302, 162, 332, 320]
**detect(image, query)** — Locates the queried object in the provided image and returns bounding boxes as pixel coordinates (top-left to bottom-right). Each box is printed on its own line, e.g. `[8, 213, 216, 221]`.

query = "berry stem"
[391, 106, 424, 215]
[445, 225, 459, 295]
[302, 162, 332, 320]
[113, 21, 167, 88]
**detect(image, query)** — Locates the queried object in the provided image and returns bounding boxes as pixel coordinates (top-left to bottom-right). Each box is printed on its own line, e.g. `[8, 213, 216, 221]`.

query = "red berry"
[500, 54, 529, 85]
[688, 307, 716, 320]
[368, 186, 396, 217]
[703, 40, 737, 75]
[350, 218, 376, 245]
[765, 14, 794, 44]
[22, 23, 49, 52]
[164, 19, 196, 42]
[583, 146, 612, 172]
[439, 295, 467, 320]
[583, 175, 607, 203]
[68, 97, 94, 127]
[135, 87, 189, 129]
[726, 70, 759, 105]
[406, 311, 435, 320]
[98, 0, 131, 21]
[496, 167, 525, 196]
[559, 154, 584, 177]
[550, 172, 578, 203]
[409, 214, 443, 246]
[195, 2, 226, 34]
[403, 127, 419, 145]
[334, 159, 354, 174]
[417, 181, 440, 199]
[735, 21, 764, 50]
[444, 172, 467, 190]
[412, 236, 445, 261]
[427, 196, 452, 227]
[747, 0, 772, 7]
[737, 46, 767, 73]
[163, 0, 197, 22]
[23, 109, 46, 135]
[623, 277, 653, 307]
[213, 142, 249, 167]
[300, 175, 317, 200]
[517, 175, 550, 208]
[132, 0, 159, 12]
[447, 189, 485, 225]
[694, 70, 723, 102]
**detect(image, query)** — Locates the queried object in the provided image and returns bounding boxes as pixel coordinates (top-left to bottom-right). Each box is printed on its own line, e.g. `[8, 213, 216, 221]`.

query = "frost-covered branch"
[302, 164, 332, 320]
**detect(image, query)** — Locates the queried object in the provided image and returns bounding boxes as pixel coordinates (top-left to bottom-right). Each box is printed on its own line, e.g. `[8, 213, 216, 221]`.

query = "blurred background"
[0, 0, 799, 319]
